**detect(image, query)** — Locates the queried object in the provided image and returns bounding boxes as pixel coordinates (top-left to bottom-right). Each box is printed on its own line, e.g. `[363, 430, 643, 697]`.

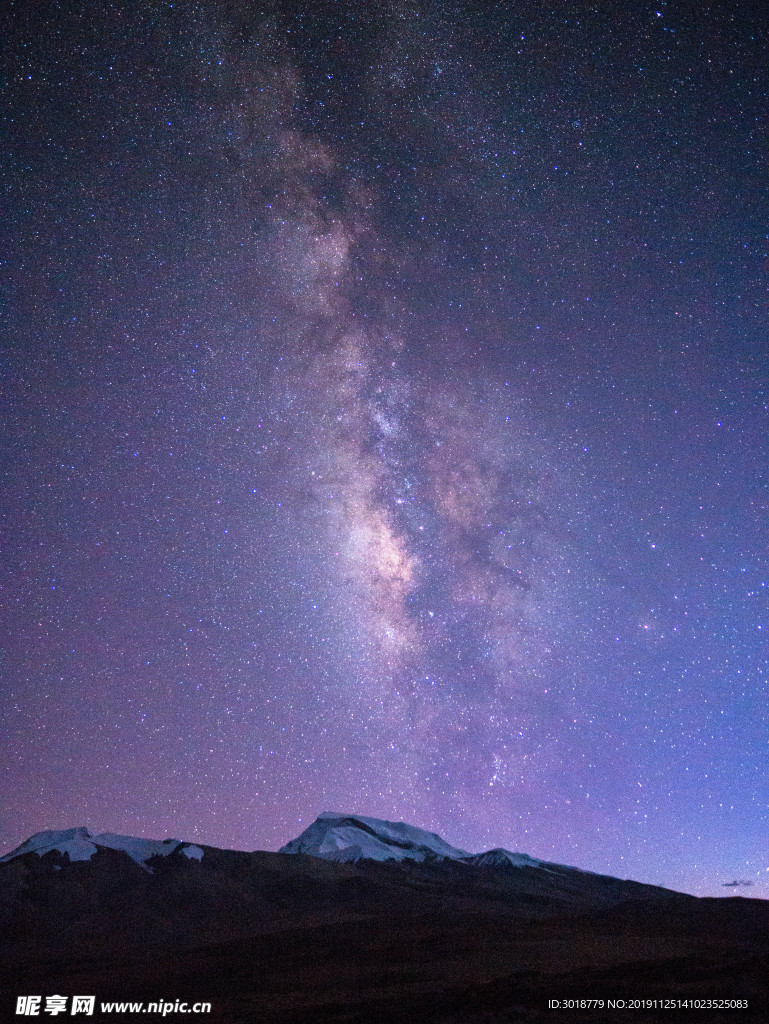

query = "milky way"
[2, 1, 766, 897]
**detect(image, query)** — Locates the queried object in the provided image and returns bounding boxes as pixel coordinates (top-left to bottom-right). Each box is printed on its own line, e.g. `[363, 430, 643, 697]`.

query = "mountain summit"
[0, 826, 203, 870]
[274, 814, 678, 905]
[278, 811, 471, 863]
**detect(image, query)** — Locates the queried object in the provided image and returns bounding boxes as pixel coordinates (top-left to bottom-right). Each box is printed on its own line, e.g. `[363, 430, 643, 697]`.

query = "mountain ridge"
[0, 825, 203, 870]
[0, 812, 650, 890]
[2, 813, 767, 1023]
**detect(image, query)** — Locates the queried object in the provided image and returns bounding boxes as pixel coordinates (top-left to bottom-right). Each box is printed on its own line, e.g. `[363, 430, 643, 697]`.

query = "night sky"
[2, 1, 767, 898]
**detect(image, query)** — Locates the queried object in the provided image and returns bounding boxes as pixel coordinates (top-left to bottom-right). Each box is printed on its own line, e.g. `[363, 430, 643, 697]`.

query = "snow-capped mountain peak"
[0, 828, 99, 864]
[0, 827, 196, 870]
[279, 811, 471, 864]
[464, 847, 556, 871]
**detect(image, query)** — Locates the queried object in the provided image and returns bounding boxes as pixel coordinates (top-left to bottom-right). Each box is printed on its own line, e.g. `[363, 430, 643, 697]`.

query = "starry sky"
[2, 0, 766, 898]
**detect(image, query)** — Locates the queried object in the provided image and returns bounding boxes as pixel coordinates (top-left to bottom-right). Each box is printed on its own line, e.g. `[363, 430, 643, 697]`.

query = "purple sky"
[2, 1, 766, 898]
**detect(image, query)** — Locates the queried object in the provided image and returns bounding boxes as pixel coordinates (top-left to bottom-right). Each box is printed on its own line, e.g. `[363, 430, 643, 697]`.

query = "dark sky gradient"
[2, 0, 766, 897]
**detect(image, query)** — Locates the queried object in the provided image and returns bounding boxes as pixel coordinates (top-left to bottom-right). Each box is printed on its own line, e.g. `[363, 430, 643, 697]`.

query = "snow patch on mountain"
[279, 812, 471, 863]
[91, 832, 184, 865]
[0, 827, 194, 870]
[1, 828, 101, 864]
[465, 848, 555, 871]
